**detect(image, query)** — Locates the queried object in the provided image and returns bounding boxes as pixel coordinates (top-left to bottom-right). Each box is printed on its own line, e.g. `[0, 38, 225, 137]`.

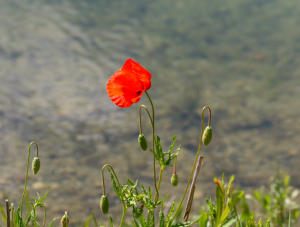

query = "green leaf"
[220, 206, 230, 223]
[39, 190, 49, 202]
[159, 209, 165, 227]
[216, 185, 224, 224]
[222, 217, 237, 227]
[139, 215, 146, 227]
[197, 211, 208, 227]
[127, 179, 135, 186]
[166, 202, 176, 224]
[133, 218, 140, 227]
[49, 217, 58, 227]
[109, 216, 114, 227]
[83, 215, 92, 227]
[0, 202, 7, 223]
[253, 190, 261, 202]
[226, 175, 235, 198]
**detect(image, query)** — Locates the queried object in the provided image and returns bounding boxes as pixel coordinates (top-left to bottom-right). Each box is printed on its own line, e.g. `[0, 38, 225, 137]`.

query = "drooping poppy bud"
[32, 157, 40, 175]
[61, 211, 69, 227]
[138, 133, 148, 151]
[202, 126, 212, 146]
[100, 195, 109, 214]
[171, 173, 178, 186]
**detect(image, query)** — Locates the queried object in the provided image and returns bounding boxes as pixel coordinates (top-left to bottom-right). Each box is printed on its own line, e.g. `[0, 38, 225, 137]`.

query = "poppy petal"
[122, 59, 151, 90]
[106, 59, 151, 108]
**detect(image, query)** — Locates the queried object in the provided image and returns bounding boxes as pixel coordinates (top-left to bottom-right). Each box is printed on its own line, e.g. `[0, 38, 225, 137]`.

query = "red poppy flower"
[106, 59, 151, 108]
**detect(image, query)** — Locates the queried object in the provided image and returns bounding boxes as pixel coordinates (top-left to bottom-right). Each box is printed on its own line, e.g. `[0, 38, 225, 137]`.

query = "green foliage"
[195, 175, 244, 227]
[154, 136, 181, 169]
[4, 190, 49, 227]
[249, 172, 299, 226]
[109, 169, 163, 214]
[1, 97, 299, 227]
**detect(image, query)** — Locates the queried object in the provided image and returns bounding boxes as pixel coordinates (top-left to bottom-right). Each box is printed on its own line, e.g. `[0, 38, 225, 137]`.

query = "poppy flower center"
[136, 91, 142, 95]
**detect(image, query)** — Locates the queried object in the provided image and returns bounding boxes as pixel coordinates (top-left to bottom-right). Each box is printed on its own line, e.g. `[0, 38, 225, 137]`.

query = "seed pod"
[202, 126, 212, 146]
[32, 157, 40, 175]
[171, 173, 178, 186]
[100, 195, 109, 214]
[138, 133, 148, 151]
[61, 211, 69, 227]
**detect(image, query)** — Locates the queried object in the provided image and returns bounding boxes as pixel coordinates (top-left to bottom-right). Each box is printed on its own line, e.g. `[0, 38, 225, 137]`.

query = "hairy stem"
[20, 141, 39, 217]
[139, 105, 153, 134]
[101, 164, 122, 195]
[157, 168, 164, 194]
[167, 105, 211, 226]
[119, 204, 127, 227]
[145, 92, 159, 202]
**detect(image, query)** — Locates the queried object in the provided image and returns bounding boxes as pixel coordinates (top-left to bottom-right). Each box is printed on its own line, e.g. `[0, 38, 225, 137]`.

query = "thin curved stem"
[101, 164, 122, 195]
[203, 105, 212, 127]
[21, 141, 39, 217]
[101, 164, 127, 226]
[167, 105, 211, 226]
[119, 205, 127, 227]
[139, 105, 153, 134]
[145, 91, 159, 202]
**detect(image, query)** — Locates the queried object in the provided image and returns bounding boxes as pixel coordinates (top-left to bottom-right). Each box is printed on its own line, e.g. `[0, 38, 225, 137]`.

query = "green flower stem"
[173, 157, 177, 173]
[101, 164, 122, 195]
[101, 164, 126, 227]
[167, 105, 211, 226]
[119, 205, 127, 227]
[145, 91, 159, 202]
[42, 207, 46, 227]
[156, 167, 164, 196]
[139, 105, 153, 134]
[20, 141, 39, 217]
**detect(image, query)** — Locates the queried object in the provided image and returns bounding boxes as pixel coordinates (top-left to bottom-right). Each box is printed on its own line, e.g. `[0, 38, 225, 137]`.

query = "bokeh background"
[0, 0, 299, 225]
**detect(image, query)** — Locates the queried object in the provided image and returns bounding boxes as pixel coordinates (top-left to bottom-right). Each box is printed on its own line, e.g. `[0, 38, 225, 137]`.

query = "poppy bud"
[202, 126, 212, 146]
[171, 173, 178, 186]
[32, 157, 40, 175]
[100, 195, 109, 214]
[61, 211, 69, 227]
[138, 133, 148, 151]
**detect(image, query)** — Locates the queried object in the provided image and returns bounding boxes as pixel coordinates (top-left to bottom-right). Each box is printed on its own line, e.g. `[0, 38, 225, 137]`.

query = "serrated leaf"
[166, 202, 176, 223]
[127, 178, 135, 186]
